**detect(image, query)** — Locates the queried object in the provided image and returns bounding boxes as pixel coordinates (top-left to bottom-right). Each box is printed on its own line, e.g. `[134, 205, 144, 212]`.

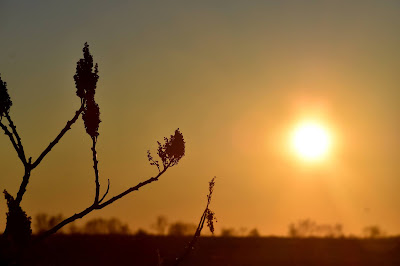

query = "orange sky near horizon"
[1, 1, 400, 236]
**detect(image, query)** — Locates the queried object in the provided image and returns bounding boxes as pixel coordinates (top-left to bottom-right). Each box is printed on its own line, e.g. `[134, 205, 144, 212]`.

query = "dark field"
[22, 235, 400, 265]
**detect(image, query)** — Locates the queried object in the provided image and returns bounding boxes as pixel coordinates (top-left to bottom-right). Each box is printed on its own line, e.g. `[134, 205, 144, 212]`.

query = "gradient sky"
[1, 0, 400, 236]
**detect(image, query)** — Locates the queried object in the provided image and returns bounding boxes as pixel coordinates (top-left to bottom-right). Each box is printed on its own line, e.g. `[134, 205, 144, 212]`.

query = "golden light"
[291, 121, 331, 161]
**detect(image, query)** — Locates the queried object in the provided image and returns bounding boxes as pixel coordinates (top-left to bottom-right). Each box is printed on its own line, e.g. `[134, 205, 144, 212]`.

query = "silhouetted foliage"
[73, 42, 99, 102]
[73, 43, 102, 138]
[3, 190, 32, 248]
[288, 219, 343, 238]
[0, 75, 12, 117]
[150, 129, 185, 171]
[0, 42, 214, 265]
[82, 98, 101, 138]
[204, 178, 217, 234]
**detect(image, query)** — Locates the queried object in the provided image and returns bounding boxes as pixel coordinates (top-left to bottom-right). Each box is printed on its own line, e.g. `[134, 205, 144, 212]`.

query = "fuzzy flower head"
[82, 99, 101, 138]
[155, 129, 185, 169]
[74, 43, 99, 102]
[0, 75, 12, 118]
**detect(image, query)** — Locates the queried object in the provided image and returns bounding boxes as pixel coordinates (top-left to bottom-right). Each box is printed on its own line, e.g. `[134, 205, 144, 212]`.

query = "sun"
[291, 121, 331, 161]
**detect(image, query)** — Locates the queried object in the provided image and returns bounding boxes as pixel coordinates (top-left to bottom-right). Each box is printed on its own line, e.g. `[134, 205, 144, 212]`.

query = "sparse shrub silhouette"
[0, 43, 215, 265]
[82, 217, 130, 235]
[152, 215, 169, 235]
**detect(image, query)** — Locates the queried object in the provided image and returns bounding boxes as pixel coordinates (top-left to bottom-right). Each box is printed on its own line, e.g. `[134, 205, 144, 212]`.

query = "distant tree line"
[288, 219, 344, 238]
[33, 213, 263, 238]
[34, 213, 130, 235]
[34, 214, 387, 239]
[288, 219, 387, 239]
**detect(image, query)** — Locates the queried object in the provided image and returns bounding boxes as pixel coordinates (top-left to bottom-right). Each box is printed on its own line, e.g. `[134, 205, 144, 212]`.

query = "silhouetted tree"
[152, 215, 169, 235]
[34, 213, 64, 234]
[363, 225, 385, 238]
[248, 228, 260, 237]
[221, 228, 237, 237]
[0, 43, 213, 265]
[134, 228, 149, 237]
[168, 222, 197, 237]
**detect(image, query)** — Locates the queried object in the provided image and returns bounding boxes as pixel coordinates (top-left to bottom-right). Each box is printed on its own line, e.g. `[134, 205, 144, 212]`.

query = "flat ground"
[23, 235, 400, 265]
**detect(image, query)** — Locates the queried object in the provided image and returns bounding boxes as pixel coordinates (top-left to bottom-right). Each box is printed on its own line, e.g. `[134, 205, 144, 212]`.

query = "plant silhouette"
[0, 43, 213, 265]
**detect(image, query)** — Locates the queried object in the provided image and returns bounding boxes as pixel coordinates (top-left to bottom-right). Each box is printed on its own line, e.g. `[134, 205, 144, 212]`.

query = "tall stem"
[92, 137, 100, 205]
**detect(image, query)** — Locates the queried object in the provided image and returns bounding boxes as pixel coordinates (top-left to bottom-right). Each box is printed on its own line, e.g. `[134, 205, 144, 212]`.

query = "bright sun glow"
[291, 121, 331, 161]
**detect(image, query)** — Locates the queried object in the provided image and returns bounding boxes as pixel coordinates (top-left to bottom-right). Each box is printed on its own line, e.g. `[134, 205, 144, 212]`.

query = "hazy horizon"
[1, 0, 400, 236]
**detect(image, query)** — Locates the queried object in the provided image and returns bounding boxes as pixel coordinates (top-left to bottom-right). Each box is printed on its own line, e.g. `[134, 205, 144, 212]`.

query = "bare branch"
[15, 104, 85, 205]
[97, 165, 170, 209]
[15, 157, 32, 205]
[35, 166, 171, 242]
[31, 103, 85, 169]
[35, 205, 94, 242]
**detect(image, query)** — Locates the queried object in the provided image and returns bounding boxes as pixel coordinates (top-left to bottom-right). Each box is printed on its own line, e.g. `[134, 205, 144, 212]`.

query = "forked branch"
[98, 179, 110, 204]
[14, 103, 86, 205]
[36, 165, 169, 242]
[5, 114, 26, 164]
[0, 121, 24, 163]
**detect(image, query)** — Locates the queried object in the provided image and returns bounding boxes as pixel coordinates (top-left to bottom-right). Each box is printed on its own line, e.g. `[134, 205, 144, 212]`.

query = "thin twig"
[31, 103, 85, 169]
[174, 177, 216, 266]
[5, 114, 26, 164]
[0, 120, 25, 163]
[98, 179, 110, 204]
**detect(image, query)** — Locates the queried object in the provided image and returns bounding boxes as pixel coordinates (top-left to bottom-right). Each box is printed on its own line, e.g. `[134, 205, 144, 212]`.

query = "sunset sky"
[1, 1, 400, 236]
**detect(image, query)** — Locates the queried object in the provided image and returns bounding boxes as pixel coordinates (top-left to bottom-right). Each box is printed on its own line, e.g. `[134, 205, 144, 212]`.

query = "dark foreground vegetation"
[22, 235, 400, 266]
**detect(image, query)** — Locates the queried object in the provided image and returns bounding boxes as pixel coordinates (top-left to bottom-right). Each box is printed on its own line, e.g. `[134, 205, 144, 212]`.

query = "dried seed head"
[157, 129, 185, 168]
[0, 75, 12, 118]
[74, 43, 99, 102]
[82, 99, 101, 138]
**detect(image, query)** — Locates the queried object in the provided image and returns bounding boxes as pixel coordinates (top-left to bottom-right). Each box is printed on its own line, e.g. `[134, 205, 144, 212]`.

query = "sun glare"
[291, 121, 331, 161]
